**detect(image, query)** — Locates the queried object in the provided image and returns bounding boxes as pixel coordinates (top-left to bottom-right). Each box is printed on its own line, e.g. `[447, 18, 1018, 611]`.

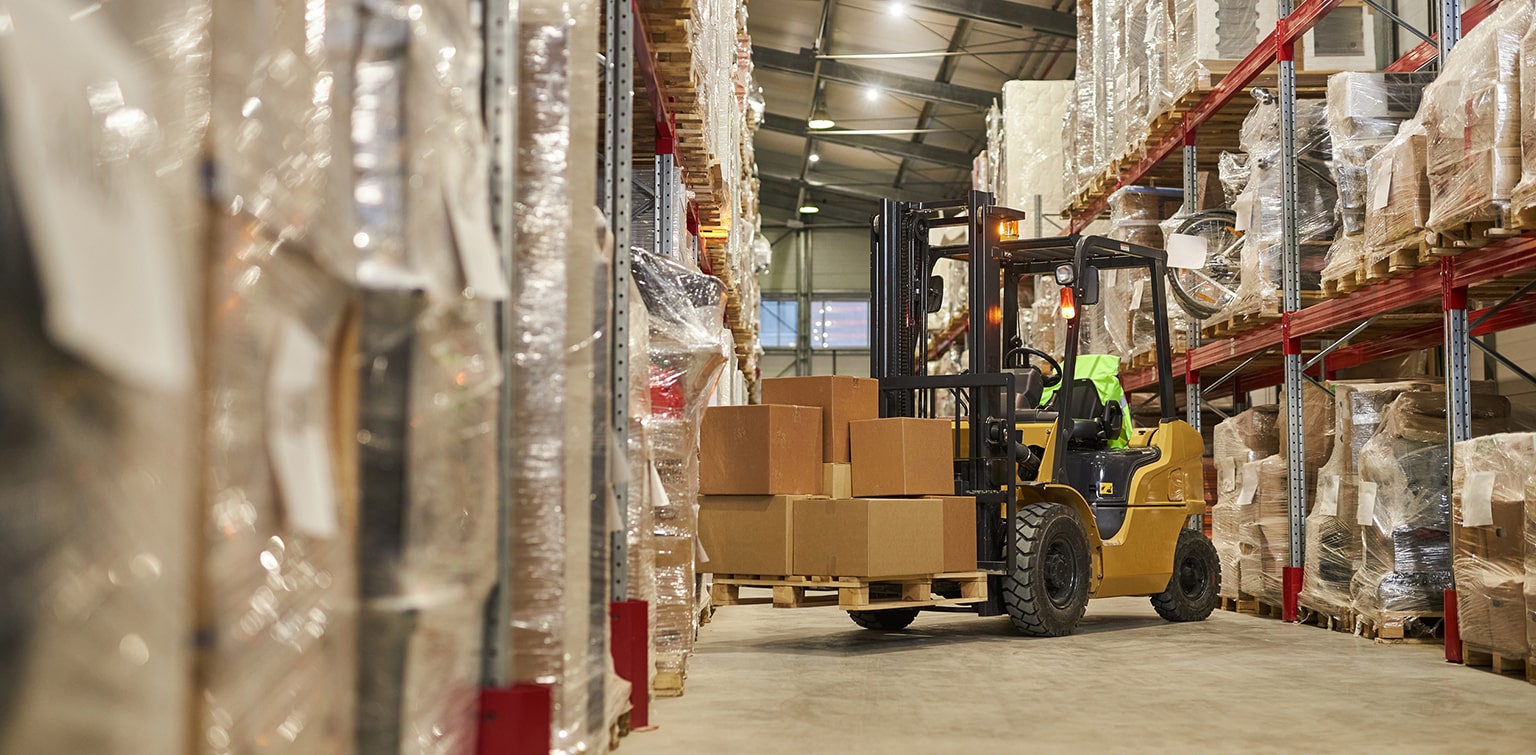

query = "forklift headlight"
[1054, 263, 1076, 286]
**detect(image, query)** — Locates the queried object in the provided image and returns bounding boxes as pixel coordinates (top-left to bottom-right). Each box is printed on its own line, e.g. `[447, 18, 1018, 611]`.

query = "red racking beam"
[632, 0, 676, 143]
[1385, 0, 1503, 72]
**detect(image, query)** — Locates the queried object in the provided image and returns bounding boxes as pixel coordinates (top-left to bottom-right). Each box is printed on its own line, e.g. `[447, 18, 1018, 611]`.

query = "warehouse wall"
[761, 225, 871, 294]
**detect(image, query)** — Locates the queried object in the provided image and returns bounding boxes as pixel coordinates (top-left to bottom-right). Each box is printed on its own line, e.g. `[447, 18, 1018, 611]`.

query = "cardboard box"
[821, 463, 851, 498]
[698, 495, 805, 576]
[761, 376, 878, 463]
[793, 498, 943, 577]
[699, 404, 822, 495]
[849, 417, 955, 497]
[932, 496, 979, 573]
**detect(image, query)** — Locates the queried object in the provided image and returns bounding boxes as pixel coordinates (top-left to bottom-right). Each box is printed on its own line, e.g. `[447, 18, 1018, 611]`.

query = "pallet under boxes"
[711, 572, 989, 611]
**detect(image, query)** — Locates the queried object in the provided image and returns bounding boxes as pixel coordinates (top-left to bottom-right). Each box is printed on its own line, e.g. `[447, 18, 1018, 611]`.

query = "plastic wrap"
[1145, 0, 1178, 119]
[1251, 455, 1289, 604]
[999, 81, 1074, 215]
[1322, 72, 1431, 281]
[1299, 380, 1435, 615]
[634, 247, 729, 689]
[1121, 0, 1151, 155]
[1423, 1, 1527, 233]
[1211, 407, 1279, 598]
[1362, 118, 1431, 259]
[1352, 392, 1510, 625]
[1224, 97, 1334, 319]
[1106, 187, 1181, 358]
[624, 277, 657, 692]
[0, 1, 201, 751]
[1452, 433, 1533, 658]
[1528, 466, 1536, 655]
[1512, 17, 1536, 215]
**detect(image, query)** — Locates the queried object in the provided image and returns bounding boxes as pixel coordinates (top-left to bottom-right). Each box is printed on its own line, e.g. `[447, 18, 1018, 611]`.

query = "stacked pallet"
[1452, 433, 1536, 685]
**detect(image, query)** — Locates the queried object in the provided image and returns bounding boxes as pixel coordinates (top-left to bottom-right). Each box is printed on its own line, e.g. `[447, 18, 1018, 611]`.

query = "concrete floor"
[625, 596, 1536, 754]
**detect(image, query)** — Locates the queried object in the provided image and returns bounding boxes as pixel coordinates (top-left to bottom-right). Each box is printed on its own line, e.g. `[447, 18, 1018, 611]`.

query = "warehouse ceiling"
[750, 0, 1077, 226]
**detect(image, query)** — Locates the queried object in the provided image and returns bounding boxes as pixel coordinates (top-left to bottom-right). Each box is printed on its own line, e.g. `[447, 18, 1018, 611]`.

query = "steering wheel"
[1004, 346, 1063, 388]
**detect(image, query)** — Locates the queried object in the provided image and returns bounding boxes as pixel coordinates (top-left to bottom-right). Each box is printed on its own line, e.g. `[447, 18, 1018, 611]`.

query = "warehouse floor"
[627, 595, 1536, 753]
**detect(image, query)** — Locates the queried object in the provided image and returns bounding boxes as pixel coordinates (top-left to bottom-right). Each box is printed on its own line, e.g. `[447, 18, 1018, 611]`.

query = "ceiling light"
[808, 152, 821, 163]
[865, 86, 880, 102]
[798, 203, 820, 214]
[808, 105, 835, 130]
[889, 2, 905, 17]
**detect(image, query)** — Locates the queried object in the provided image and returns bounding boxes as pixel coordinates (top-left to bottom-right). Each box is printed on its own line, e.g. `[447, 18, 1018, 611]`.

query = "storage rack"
[478, 0, 758, 745]
[1066, 0, 1536, 622]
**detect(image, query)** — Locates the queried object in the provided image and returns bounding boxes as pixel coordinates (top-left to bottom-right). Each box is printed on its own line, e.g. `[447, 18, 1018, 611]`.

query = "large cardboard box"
[849, 417, 955, 497]
[698, 495, 807, 575]
[932, 496, 979, 573]
[761, 376, 878, 463]
[699, 404, 822, 495]
[821, 463, 852, 498]
[793, 498, 944, 577]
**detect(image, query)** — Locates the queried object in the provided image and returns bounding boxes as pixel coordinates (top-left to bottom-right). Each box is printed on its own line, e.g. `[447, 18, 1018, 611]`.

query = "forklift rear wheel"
[1150, 529, 1221, 622]
[1004, 503, 1091, 637]
[848, 608, 920, 631]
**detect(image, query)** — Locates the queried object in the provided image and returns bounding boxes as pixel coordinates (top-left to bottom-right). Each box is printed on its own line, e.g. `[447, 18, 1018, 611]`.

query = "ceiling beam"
[758, 188, 874, 223]
[895, 18, 974, 189]
[762, 113, 975, 169]
[759, 169, 928, 205]
[753, 46, 997, 109]
[913, 0, 1075, 37]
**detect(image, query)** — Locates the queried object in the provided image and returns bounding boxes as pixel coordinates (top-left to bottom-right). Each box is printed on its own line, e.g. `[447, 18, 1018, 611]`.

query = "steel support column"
[603, 0, 633, 603]
[1182, 137, 1202, 430]
[482, 0, 517, 689]
[1276, 9, 1306, 619]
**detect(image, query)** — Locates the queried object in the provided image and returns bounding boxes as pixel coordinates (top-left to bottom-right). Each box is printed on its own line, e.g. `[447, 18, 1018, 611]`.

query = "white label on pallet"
[268, 317, 340, 539]
[1461, 470, 1497, 527]
[1356, 481, 1378, 526]
[1220, 457, 1237, 493]
[444, 183, 510, 300]
[1165, 233, 1208, 269]
[1130, 278, 1146, 310]
[1237, 462, 1260, 506]
[1315, 474, 1340, 517]
[1369, 168, 1394, 211]
[1234, 193, 1253, 232]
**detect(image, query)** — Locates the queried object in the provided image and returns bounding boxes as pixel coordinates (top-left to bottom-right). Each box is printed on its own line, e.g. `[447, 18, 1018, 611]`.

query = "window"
[760, 298, 797, 348]
[758, 296, 870, 350]
[812, 300, 868, 349]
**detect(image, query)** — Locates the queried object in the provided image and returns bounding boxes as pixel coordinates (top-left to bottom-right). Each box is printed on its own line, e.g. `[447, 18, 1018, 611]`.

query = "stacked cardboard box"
[1452, 433, 1533, 660]
[700, 377, 967, 582]
[1211, 407, 1279, 599]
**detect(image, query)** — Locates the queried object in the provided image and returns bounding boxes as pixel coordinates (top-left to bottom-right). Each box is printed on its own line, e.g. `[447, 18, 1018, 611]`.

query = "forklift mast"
[870, 191, 1180, 491]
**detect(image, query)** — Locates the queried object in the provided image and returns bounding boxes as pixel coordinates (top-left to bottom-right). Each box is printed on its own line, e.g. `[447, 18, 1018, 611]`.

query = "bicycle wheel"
[1167, 209, 1242, 320]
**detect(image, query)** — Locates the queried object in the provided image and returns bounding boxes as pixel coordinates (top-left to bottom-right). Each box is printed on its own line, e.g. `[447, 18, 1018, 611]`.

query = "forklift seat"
[1046, 378, 1126, 448]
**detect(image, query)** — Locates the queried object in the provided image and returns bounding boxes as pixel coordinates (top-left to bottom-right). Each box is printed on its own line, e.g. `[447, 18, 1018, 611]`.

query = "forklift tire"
[1004, 503, 1091, 637]
[848, 608, 919, 631]
[1150, 529, 1221, 622]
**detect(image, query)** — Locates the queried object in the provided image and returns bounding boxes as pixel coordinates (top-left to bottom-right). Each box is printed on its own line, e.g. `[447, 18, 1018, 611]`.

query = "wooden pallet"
[1461, 644, 1536, 685]
[1296, 605, 1354, 634]
[711, 572, 989, 611]
[1355, 610, 1444, 642]
[1424, 221, 1499, 254]
[1218, 594, 1260, 614]
[1127, 346, 1187, 372]
[652, 670, 685, 698]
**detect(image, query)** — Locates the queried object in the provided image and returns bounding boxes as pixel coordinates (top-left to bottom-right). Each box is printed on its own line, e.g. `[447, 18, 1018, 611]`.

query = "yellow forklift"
[865, 191, 1218, 636]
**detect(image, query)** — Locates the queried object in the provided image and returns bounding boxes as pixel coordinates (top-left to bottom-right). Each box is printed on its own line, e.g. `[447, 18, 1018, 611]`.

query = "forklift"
[864, 191, 1220, 636]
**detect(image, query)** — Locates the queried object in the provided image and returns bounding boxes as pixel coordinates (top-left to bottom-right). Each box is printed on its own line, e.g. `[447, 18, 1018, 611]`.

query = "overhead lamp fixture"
[865, 86, 881, 102]
[798, 203, 820, 214]
[808, 105, 835, 130]
[808, 152, 821, 163]
[889, 2, 905, 17]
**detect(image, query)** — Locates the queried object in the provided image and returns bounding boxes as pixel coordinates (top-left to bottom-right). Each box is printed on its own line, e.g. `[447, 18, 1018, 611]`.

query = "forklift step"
[711, 572, 989, 611]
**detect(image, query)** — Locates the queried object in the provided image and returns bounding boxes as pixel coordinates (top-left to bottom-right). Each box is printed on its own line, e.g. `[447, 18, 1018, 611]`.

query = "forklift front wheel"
[1150, 529, 1221, 622]
[1003, 503, 1091, 637]
[848, 608, 920, 631]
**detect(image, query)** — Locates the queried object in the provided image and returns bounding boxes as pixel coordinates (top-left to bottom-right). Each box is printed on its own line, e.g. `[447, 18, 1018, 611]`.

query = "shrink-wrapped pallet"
[1106, 187, 1183, 359]
[1095, 0, 1125, 167]
[1071, 0, 1100, 192]
[1322, 72, 1431, 282]
[1299, 380, 1436, 615]
[1353, 392, 1510, 629]
[1513, 16, 1536, 215]
[1225, 97, 1334, 320]
[1453, 433, 1533, 659]
[1247, 455, 1290, 604]
[1362, 118, 1431, 259]
[0, 1, 202, 751]
[999, 81, 1074, 215]
[1423, 1, 1527, 234]
[633, 248, 729, 693]
[1528, 469, 1536, 655]
[1211, 407, 1279, 598]
[625, 278, 658, 691]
